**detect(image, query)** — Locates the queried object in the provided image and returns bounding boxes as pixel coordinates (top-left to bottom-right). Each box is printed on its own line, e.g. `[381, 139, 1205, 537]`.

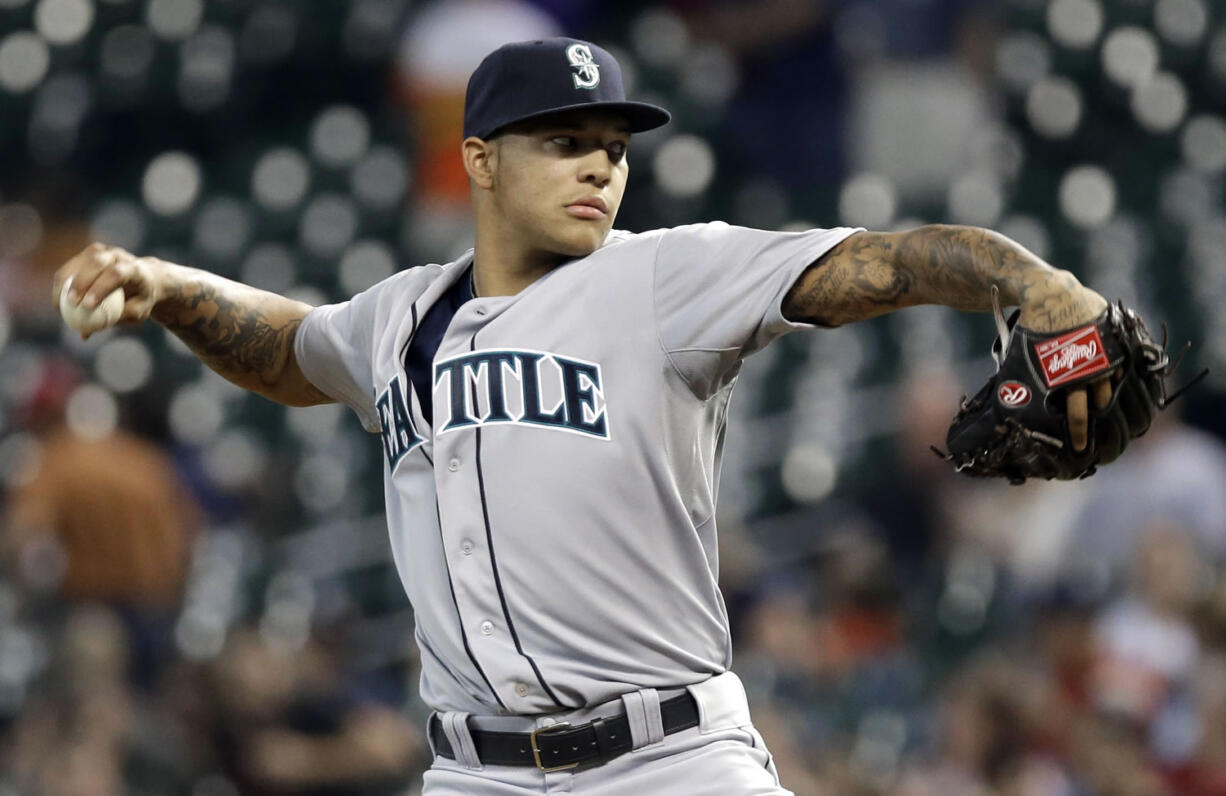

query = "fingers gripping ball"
[59, 276, 125, 335]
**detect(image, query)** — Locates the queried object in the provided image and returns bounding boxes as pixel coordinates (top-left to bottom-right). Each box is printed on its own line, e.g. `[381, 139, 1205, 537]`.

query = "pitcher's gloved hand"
[936, 295, 1205, 484]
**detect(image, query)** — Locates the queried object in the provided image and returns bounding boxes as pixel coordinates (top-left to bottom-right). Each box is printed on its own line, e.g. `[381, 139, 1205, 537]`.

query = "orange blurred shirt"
[6, 429, 198, 608]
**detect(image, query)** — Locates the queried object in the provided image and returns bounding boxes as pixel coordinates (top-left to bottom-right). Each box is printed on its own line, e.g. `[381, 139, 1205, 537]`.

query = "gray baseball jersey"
[295, 221, 858, 716]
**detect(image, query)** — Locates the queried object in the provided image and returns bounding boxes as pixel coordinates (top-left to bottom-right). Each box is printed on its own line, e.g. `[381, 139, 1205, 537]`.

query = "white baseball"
[59, 276, 125, 334]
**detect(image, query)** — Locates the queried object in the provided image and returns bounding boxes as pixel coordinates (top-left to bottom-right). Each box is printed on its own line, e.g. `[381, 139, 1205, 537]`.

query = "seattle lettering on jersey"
[376, 374, 424, 468]
[375, 348, 610, 468]
[434, 348, 609, 439]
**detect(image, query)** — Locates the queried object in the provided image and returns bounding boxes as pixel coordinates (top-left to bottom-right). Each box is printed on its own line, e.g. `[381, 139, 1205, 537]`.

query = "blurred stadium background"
[1, 0, 1225, 793]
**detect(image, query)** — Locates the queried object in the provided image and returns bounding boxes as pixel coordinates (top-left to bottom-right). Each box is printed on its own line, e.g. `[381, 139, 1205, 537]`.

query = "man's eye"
[608, 142, 628, 160]
[551, 136, 576, 148]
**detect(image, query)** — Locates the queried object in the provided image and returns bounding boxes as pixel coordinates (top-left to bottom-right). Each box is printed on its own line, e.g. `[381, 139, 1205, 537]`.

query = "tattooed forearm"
[895, 224, 1086, 327]
[783, 224, 1091, 330]
[150, 264, 331, 405]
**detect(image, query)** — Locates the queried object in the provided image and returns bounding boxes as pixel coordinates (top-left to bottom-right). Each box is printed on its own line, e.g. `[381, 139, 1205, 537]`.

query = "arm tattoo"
[783, 231, 911, 326]
[152, 272, 330, 403]
[784, 224, 1082, 328]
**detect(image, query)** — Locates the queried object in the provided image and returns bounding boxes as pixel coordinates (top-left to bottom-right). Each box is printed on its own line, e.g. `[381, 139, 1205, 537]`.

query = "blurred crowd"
[1, 0, 1225, 794]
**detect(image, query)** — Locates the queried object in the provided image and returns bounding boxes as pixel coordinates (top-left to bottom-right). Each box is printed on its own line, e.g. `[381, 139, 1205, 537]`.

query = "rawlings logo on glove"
[934, 295, 1206, 484]
[1036, 327, 1111, 386]
[997, 382, 1031, 407]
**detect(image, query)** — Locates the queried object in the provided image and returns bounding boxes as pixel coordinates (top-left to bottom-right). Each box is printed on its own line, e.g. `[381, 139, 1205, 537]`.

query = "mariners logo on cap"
[566, 43, 600, 90]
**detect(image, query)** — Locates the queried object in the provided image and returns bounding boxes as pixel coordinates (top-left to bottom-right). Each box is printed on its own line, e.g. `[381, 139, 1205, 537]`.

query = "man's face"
[488, 110, 631, 258]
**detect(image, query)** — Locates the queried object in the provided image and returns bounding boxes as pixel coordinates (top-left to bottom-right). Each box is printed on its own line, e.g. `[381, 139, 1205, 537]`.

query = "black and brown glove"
[937, 294, 1204, 484]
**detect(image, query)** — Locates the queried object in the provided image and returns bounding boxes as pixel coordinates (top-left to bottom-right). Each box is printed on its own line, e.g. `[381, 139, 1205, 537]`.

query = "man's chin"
[552, 231, 608, 259]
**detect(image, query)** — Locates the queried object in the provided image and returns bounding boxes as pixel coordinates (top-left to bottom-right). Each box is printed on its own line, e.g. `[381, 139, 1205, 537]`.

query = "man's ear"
[462, 136, 496, 190]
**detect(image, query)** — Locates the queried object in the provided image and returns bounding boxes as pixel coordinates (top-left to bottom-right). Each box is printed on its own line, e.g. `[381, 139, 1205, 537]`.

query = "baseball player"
[54, 38, 1114, 794]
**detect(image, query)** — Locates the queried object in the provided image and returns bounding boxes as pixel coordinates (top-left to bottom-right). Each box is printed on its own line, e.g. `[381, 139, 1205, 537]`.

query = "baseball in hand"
[59, 276, 125, 334]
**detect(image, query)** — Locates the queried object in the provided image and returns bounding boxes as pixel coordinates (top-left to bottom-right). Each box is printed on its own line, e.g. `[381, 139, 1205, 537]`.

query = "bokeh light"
[90, 200, 146, 251]
[286, 402, 342, 446]
[310, 105, 371, 169]
[781, 442, 838, 504]
[142, 151, 203, 216]
[34, 0, 94, 47]
[94, 338, 153, 394]
[192, 197, 253, 262]
[350, 146, 410, 212]
[239, 3, 297, 65]
[299, 194, 360, 259]
[652, 135, 716, 198]
[994, 31, 1051, 93]
[29, 73, 92, 164]
[252, 147, 311, 212]
[202, 428, 266, 491]
[1154, 0, 1208, 48]
[240, 242, 297, 294]
[1160, 167, 1215, 227]
[168, 384, 224, 445]
[999, 214, 1052, 262]
[629, 7, 689, 69]
[1046, 0, 1103, 50]
[947, 172, 1004, 227]
[178, 26, 235, 113]
[839, 173, 896, 229]
[1101, 26, 1160, 89]
[678, 43, 738, 107]
[64, 383, 118, 440]
[294, 455, 349, 515]
[0, 432, 41, 490]
[1026, 75, 1082, 139]
[145, 0, 202, 42]
[100, 24, 155, 84]
[0, 33, 51, 94]
[1181, 115, 1226, 175]
[1131, 71, 1188, 134]
[339, 240, 396, 296]
[1059, 164, 1117, 229]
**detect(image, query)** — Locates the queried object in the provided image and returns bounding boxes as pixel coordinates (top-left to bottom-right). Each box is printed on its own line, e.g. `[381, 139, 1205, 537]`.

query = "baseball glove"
[935, 291, 1205, 484]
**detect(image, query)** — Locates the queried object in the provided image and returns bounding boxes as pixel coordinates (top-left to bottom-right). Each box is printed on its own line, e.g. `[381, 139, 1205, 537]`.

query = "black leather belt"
[430, 691, 699, 772]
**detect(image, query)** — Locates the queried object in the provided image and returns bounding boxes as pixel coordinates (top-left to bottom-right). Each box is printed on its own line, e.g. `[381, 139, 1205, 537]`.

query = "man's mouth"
[565, 196, 608, 220]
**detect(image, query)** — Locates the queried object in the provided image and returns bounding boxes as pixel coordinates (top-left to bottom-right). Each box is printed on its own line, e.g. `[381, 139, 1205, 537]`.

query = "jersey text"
[376, 374, 424, 468]
[433, 349, 609, 440]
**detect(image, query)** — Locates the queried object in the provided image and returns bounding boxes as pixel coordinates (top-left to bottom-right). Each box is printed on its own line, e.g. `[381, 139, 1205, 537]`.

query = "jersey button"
[480, 620, 494, 635]
[448, 458, 460, 472]
[475, 307, 487, 316]
[460, 539, 474, 555]
[515, 683, 530, 697]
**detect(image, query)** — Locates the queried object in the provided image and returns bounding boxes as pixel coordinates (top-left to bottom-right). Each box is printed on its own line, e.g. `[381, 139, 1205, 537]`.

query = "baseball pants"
[421, 671, 792, 795]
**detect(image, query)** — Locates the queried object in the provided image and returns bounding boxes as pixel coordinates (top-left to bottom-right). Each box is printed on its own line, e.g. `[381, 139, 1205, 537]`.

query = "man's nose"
[578, 150, 612, 186]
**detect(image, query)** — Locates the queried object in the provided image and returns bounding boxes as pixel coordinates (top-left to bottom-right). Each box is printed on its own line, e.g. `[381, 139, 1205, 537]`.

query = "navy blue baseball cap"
[463, 38, 671, 140]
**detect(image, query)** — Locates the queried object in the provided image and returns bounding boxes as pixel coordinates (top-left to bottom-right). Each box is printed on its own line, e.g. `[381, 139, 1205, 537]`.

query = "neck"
[471, 246, 564, 298]
[470, 217, 574, 298]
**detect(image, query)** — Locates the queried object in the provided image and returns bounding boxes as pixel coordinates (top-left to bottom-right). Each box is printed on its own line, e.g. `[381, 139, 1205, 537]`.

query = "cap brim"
[479, 101, 671, 139]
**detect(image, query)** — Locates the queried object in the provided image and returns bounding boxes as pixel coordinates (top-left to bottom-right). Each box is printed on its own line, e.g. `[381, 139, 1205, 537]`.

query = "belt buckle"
[530, 722, 579, 772]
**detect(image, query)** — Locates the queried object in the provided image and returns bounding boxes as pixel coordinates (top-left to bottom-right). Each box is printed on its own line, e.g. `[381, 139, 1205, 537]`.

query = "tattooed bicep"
[782, 231, 914, 326]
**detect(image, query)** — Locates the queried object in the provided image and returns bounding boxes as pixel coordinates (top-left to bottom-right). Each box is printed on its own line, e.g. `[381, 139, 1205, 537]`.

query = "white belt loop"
[439, 711, 483, 770]
[619, 688, 664, 749]
[686, 671, 752, 734]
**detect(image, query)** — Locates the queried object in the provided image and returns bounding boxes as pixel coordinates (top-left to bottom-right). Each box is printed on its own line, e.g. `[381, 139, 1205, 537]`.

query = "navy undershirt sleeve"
[404, 268, 474, 424]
